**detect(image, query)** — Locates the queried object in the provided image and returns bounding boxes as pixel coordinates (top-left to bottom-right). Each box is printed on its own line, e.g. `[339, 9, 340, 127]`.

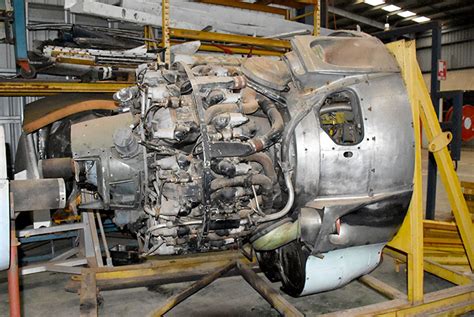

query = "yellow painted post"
[412, 62, 474, 271]
[162, 0, 171, 65]
[144, 26, 158, 52]
[313, 1, 320, 36]
[385, 40, 424, 303]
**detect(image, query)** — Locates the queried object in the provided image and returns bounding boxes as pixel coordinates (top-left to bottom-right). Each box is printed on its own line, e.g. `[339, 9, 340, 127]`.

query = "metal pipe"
[426, 23, 442, 220]
[252, 220, 299, 251]
[147, 220, 202, 233]
[9, 179, 66, 212]
[8, 221, 21, 317]
[244, 153, 282, 214]
[38, 158, 74, 178]
[319, 102, 352, 115]
[95, 211, 113, 267]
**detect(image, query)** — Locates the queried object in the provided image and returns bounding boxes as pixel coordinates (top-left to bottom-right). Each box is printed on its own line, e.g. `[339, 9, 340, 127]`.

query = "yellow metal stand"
[385, 40, 425, 303]
[386, 38, 474, 300]
[313, 0, 320, 36]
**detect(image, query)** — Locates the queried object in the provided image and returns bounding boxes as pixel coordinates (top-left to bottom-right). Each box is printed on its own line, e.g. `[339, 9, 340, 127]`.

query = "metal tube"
[248, 96, 284, 153]
[38, 158, 74, 178]
[96, 211, 113, 267]
[9, 178, 66, 212]
[319, 102, 352, 115]
[8, 222, 21, 317]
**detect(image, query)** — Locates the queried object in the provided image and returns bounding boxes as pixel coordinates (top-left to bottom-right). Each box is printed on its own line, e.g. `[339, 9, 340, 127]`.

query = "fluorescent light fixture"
[382, 4, 401, 12]
[364, 0, 385, 6]
[397, 10, 416, 17]
[413, 16, 430, 23]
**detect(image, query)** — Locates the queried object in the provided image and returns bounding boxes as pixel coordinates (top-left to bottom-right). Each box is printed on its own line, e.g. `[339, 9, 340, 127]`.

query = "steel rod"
[95, 211, 113, 267]
[8, 222, 21, 317]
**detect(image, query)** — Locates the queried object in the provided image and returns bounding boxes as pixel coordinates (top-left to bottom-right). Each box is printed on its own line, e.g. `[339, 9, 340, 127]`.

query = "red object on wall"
[437, 60, 447, 81]
[446, 104, 474, 142]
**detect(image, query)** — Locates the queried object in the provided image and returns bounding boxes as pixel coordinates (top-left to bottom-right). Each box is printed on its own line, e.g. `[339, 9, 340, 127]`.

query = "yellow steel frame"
[162, 0, 171, 65]
[385, 39, 474, 302]
[385, 39, 425, 303]
[313, 1, 320, 36]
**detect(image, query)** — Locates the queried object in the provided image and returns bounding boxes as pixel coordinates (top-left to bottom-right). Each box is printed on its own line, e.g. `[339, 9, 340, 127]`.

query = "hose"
[205, 88, 259, 123]
[210, 174, 273, 209]
[205, 93, 284, 157]
[252, 220, 299, 251]
[257, 171, 294, 223]
[247, 95, 285, 152]
[243, 153, 281, 200]
[319, 102, 352, 115]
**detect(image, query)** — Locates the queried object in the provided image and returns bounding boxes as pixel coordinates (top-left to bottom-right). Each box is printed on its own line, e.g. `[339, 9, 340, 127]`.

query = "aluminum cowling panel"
[0, 126, 10, 271]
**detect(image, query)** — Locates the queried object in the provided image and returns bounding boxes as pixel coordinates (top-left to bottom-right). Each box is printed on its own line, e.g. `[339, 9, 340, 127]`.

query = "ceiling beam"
[328, 6, 385, 29]
[195, 0, 288, 16]
[256, 0, 305, 9]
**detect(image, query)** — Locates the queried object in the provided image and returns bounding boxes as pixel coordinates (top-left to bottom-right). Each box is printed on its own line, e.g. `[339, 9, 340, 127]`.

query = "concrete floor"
[0, 258, 456, 316]
[0, 149, 473, 316]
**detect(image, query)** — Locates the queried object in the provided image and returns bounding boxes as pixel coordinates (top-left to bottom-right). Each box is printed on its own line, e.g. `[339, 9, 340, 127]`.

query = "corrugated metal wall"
[416, 26, 474, 72]
[0, 0, 117, 168]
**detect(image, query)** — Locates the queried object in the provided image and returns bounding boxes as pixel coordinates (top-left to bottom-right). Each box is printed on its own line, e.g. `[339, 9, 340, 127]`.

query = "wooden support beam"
[237, 262, 304, 317]
[170, 28, 291, 49]
[358, 275, 406, 300]
[0, 82, 130, 96]
[79, 270, 98, 317]
[321, 284, 474, 316]
[424, 259, 473, 286]
[384, 248, 473, 286]
[66, 250, 256, 292]
[150, 261, 236, 316]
